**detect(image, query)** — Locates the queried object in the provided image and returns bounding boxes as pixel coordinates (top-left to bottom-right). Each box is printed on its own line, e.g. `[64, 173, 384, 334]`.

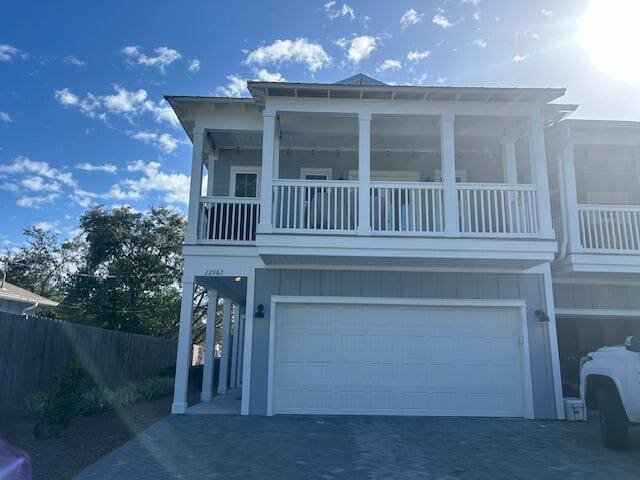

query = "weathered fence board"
[0, 312, 179, 412]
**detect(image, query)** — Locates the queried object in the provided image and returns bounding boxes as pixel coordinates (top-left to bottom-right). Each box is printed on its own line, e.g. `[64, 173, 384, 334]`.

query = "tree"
[60, 206, 188, 338]
[1, 227, 75, 301]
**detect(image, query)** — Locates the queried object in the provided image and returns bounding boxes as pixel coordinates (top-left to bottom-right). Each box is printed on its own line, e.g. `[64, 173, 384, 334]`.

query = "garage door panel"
[273, 302, 525, 417]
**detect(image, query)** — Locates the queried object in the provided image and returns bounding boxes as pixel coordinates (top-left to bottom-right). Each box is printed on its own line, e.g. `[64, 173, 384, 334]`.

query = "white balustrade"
[370, 182, 444, 234]
[457, 183, 539, 236]
[578, 205, 640, 251]
[272, 180, 359, 232]
[198, 197, 260, 243]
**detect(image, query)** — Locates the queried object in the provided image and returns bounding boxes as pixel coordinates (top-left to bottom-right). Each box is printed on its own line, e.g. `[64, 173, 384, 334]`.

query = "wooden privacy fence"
[0, 312, 179, 413]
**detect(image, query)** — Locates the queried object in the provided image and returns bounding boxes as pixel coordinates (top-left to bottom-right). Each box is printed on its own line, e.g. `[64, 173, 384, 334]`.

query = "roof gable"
[335, 74, 387, 86]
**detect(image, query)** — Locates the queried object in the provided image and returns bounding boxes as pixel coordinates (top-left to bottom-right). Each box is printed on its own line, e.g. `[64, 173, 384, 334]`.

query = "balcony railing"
[457, 183, 539, 236]
[195, 182, 545, 243]
[198, 196, 260, 243]
[578, 204, 640, 251]
[370, 182, 444, 234]
[272, 180, 359, 233]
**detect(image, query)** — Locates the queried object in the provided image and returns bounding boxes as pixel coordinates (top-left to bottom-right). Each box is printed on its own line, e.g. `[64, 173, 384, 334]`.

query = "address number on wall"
[204, 269, 224, 276]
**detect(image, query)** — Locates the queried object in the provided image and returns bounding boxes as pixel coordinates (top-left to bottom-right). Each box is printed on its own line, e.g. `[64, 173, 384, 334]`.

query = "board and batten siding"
[554, 282, 640, 310]
[250, 269, 557, 419]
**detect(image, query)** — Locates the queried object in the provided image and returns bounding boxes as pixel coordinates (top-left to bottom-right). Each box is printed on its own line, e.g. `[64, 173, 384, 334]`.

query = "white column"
[529, 114, 554, 237]
[235, 312, 245, 388]
[206, 151, 218, 196]
[257, 112, 276, 233]
[230, 303, 240, 389]
[562, 125, 581, 251]
[186, 130, 205, 243]
[241, 270, 256, 415]
[358, 112, 372, 235]
[440, 113, 459, 235]
[171, 278, 195, 414]
[217, 298, 232, 394]
[502, 140, 518, 183]
[200, 289, 218, 402]
[273, 121, 280, 181]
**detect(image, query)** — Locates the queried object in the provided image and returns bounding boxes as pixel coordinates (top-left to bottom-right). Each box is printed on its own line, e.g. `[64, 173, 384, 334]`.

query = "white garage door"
[271, 302, 528, 417]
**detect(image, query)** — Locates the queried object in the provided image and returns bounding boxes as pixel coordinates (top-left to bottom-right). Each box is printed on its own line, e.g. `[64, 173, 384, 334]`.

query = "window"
[230, 166, 261, 198]
[300, 168, 332, 180]
[586, 191, 629, 205]
[434, 169, 467, 182]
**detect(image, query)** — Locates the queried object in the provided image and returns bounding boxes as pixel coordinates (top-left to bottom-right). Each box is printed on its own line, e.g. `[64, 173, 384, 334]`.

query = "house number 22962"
[204, 268, 224, 276]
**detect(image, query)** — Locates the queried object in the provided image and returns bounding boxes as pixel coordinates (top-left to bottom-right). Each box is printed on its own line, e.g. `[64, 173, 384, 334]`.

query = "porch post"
[200, 289, 218, 402]
[186, 129, 205, 243]
[241, 270, 256, 415]
[502, 140, 518, 183]
[529, 114, 554, 237]
[257, 112, 276, 233]
[206, 150, 218, 196]
[230, 302, 240, 389]
[235, 311, 245, 388]
[358, 112, 372, 235]
[562, 125, 582, 251]
[440, 113, 459, 235]
[171, 277, 195, 414]
[217, 298, 232, 394]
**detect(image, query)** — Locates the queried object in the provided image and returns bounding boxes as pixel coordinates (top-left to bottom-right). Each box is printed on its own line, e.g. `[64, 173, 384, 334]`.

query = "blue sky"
[1, 0, 639, 247]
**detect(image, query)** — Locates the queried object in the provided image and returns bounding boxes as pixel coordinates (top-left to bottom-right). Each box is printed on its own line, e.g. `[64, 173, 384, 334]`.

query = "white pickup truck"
[580, 336, 640, 449]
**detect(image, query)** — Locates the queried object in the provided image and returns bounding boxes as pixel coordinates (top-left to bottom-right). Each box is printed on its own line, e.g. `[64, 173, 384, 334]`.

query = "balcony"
[196, 181, 543, 243]
[577, 204, 640, 251]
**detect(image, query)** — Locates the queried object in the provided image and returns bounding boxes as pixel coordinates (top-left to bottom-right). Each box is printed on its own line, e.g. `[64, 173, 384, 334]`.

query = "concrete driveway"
[75, 415, 640, 479]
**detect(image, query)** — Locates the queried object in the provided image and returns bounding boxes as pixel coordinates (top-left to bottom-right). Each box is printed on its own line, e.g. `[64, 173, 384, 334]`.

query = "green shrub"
[26, 364, 176, 436]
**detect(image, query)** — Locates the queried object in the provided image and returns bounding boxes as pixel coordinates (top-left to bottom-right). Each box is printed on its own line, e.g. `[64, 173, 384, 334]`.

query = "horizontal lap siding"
[251, 269, 555, 419]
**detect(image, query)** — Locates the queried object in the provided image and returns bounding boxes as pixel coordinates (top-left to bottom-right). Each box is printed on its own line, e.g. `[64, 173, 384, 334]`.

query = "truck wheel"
[598, 382, 629, 449]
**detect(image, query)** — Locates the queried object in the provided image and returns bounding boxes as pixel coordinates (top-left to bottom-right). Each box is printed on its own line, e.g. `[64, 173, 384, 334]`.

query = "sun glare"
[579, 0, 640, 85]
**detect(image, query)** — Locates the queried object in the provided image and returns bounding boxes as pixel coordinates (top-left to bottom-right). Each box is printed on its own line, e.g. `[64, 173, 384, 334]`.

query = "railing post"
[186, 129, 205, 243]
[562, 125, 582, 251]
[358, 112, 372, 235]
[529, 114, 554, 237]
[257, 112, 276, 234]
[440, 113, 459, 236]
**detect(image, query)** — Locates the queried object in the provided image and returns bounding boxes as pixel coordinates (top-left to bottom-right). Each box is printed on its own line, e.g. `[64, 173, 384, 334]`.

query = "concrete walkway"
[186, 389, 241, 415]
[75, 415, 640, 479]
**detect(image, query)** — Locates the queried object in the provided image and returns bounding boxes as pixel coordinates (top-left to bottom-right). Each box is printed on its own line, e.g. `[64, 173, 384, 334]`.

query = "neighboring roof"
[562, 119, 640, 132]
[0, 281, 59, 307]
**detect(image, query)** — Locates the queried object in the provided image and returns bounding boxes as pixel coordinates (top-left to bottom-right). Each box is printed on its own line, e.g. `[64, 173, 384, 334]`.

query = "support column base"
[357, 226, 372, 236]
[256, 223, 272, 234]
[200, 392, 213, 402]
[171, 402, 188, 414]
[217, 387, 228, 395]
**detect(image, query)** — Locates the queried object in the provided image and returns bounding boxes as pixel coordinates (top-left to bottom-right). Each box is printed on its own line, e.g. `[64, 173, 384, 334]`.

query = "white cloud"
[255, 69, 286, 82]
[123, 160, 190, 204]
[347, 35, 377, 64]
[0, 112, 12, 123]
[433, 12, 453, 29]
[64, 55, 85, 66]
[188, 59, 201, 73]
[400, 8, 425, 28]
[121, 46, 182, 73]
[54, 86, 178, 127]
[0, 156, 76, 186]
[21, 176, 62, 192]
[0, 44, 23, 61]
[75, 162, 118, 174]
[131, 131, 188, 153]
[245, 38, 331, 72]
[334, 37, 349, 49]
[34, 221, 58, 232]
[407, 50, 430, 62]
[472, 11, 481, 21]
[54, 88, 79, 106]
[472, 38, 488, 48]
[462, 0, 481, 5]
[17, 193, 59, 209]
[376, 59, 402, 72]
[513, 54, 528, 62]
[541, 9, 552, 16]
[324, 1, 355, 20]
[216, 74, 249, 97]
[215, 69, 286, 98]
